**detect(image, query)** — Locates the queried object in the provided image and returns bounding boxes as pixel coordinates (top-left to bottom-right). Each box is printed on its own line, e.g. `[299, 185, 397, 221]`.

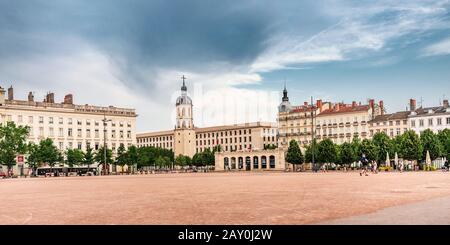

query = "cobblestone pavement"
[1, 171, 449, 224]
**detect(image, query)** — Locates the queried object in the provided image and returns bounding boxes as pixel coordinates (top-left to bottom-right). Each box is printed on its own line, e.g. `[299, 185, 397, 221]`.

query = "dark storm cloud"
[0, 0, 273, 71]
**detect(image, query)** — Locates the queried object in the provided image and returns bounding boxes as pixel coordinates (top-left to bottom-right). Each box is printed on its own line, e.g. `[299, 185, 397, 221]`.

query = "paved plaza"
[1, 172, 450, 225]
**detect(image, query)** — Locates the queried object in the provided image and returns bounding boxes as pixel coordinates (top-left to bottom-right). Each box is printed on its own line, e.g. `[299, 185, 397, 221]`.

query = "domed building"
[278, 84, 292, 113]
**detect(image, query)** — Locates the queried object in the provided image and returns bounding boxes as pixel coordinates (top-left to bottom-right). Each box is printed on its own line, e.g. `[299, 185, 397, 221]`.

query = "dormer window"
[428, 109, 434, 114]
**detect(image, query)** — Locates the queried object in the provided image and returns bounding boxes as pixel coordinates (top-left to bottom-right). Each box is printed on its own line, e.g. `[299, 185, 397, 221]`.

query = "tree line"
[1, 122, 222, 176]
[286, 129, 450, 169]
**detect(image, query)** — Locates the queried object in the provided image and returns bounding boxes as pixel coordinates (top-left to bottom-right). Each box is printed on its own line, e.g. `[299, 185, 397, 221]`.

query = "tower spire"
[282, 80, 289, 102]
[181, 75, 187, 92]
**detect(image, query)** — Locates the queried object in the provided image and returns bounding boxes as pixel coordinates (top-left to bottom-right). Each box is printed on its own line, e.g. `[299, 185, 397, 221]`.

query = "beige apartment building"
[315, 100, 383, 144]
[277, 86, 383, 146]
[136, 79, 278, 158]
[277, 86, 332, 148]
[0, 86, 137, 153]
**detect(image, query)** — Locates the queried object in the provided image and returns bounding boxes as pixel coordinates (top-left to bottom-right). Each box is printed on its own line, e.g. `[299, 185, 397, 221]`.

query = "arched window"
[231, 157, 236, 169]
[182, 121, 186, 128]
[224, 157, 229, 170]
[253, 156, 259, 169]
[245, 157, 251, 171]
[269, 155, 276, 169]
[182, 108, 185, 117]
[261, 156, 267, 169]
[238, 157, 243, 170]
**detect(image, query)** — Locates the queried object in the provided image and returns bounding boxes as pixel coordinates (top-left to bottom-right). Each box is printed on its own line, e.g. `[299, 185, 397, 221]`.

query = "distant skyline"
[1, 0, 450, 132]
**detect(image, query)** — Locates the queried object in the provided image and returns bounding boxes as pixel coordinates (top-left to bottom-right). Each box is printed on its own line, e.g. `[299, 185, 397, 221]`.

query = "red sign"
[17, 155, 24, 163]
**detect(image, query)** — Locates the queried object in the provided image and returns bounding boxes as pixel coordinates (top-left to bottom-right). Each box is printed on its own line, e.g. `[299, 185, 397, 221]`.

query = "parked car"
[0, 171, 7, 178]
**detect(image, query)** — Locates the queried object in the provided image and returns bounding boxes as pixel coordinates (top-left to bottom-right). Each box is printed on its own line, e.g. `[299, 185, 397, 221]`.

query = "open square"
[1, 172, 450, 225]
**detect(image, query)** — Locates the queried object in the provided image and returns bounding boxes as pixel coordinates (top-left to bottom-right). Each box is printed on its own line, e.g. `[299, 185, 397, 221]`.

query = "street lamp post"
[102, 114, 112, 175]
[311, 96, 316, 172]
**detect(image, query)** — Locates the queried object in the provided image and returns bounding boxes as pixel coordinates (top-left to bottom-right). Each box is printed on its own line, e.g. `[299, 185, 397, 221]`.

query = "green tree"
[372, 132, 393, 163]
[360, 139, 378, 162]
[175, 155, 191, 168]
[316, 139, 337, 164]
[351, 136, 362, 158]
[438, 129, 450, 159]
[192, 152, 204, 167]
[399, 130, 423, 161]
[155, 156, 171, 168]
[339, 142, 356, 165]
[26, 142, 41, 176]
[420, 129, 443, 160]
[83, 146, 95, 172]
[127, 145, 139, 173]
[39, 138, 62, 170]
[285, 140, 304, 171]
[95, 146, 114, 174]
[65, 148, 84, 167]
[0, 122, 29, 176]
[115, 144, 128, 174]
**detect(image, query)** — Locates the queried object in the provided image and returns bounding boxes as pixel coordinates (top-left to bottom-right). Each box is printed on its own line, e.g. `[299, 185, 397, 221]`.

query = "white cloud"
[422, 37, 450, 56]
[251, 0, 450, 73]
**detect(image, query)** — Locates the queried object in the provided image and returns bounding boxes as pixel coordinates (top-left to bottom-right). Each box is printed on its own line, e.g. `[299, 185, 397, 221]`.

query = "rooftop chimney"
[369, 99, 375, 112]
[410, 99, 416, 111]
[379, 100, 384, 115]
[28, 92, 34, 102]
[335, 103, 340, 111]
[64, 94, 73, 104]
[304, 102, 308, 106]
[45, 92, 55, 104]
[7, 86, 13, 100]
[352, 101, 357, 107]
[316, 99, 323, 112]
[443, 99, 449, 108]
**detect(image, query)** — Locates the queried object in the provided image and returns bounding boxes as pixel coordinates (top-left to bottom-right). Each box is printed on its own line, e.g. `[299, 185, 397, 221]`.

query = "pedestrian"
[373, 161, 378, 174]
[399, 160, 404, 173]
[360, 154, 369, 176]
[444, 159, 449, 171]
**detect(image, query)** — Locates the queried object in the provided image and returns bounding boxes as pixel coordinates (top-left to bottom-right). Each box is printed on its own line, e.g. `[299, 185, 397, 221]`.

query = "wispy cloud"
[422, 37, 450, 56]
[250, 0, 450, 73]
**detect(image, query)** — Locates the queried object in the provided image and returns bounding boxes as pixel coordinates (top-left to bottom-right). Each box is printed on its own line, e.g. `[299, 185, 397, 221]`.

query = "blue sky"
[1, 0, 450, 131]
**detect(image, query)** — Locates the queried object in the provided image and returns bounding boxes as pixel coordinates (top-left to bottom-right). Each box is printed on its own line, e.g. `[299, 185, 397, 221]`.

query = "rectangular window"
[86, 129, 91, 138]
[95, 129, 99, 138]
[86, 120, 91, 126]
[49, 117, 53, 124]
[437, 118, 442, 125]
[419, 119, 424, 127]
[18, 115, 23, 123]
[39, 127, 44, 137]
[77, 129, 82, 137]
[39, 116, 44, 124]
[411, 120, 416, 127]
[29, 127, 34, 136]
[68, 128, 73, 137]
[68, 118, 73, 125]
[112, 130, 116, 138]
[59, 117, 63, 124]
[447, 117, 450, 125]
[28, 116, 33, 123]
[77, 120, 82, 126]
[49, 127, 54, 137]
[120, 130, 124, 138]
[59, 142, 63, 150]
[127, 130, 131, 139]
[77, 142, 82, 150]
[429, 118, 433, 126]
[59, 128, 63, 137]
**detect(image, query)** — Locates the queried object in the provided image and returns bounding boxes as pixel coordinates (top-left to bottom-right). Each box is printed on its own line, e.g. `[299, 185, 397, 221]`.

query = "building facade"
[136, 79, 278, 158]
[277, 85, 332, 148]
[0, 86, 137, 153]
[409, 99, 450, 135]
[214, 149, 286, 171]
[277, 86, 383, 146]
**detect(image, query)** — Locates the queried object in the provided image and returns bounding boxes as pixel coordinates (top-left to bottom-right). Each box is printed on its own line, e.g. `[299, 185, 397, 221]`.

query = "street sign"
[17, 155, 24, 165]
